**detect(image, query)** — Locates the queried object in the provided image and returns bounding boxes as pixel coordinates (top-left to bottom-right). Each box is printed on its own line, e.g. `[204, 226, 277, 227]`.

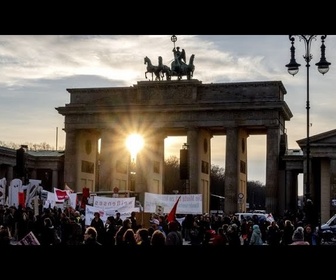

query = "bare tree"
[210, 164, 225, 210]
[0, 141, 65, 151]
[164, 155, 183, 194]
[247, 180, 265, 210]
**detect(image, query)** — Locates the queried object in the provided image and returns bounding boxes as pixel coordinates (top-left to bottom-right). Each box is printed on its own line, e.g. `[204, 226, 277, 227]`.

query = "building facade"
[0, 147, 64, 192]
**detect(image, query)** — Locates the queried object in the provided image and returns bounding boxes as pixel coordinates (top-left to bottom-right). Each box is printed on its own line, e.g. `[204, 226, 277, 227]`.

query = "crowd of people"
[0, 202, 321, 246]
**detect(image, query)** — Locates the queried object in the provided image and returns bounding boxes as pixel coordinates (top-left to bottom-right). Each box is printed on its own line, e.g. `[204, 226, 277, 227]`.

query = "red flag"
[54, 188, 69, 202]
[167, 196, 181, 223]
[18, 191, 25, 207]
[81, 187, 90, 209]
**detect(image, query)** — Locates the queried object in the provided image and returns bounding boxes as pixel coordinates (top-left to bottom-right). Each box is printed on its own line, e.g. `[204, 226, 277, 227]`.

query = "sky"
[1, 35, 336, 192]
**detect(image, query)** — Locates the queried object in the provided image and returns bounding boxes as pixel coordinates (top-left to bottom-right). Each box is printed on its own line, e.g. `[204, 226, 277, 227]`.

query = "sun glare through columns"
[126, 134, 144, 162]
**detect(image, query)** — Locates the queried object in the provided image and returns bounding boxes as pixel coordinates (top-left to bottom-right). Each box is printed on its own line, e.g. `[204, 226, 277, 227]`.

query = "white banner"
[67, 193, 77, 209]
[8, 178, 23, 207]
[43, 191, 56, 209]
[85, 204, 139, 226]
[25, 179, 43, 208]
[144, 192, 202, 215]
[43, 190, 77, 210]
[93, 196, 135, 209]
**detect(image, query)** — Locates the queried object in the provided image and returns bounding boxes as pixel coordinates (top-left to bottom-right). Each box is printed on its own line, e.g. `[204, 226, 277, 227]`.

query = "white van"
[234, 212, 274, 223]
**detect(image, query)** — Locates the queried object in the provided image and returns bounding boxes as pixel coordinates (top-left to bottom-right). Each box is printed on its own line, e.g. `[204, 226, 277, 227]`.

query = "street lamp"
[286, 35, 331, 200]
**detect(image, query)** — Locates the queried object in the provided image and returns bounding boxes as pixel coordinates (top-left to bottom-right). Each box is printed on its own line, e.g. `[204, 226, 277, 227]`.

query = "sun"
[126, 134, 144, 162]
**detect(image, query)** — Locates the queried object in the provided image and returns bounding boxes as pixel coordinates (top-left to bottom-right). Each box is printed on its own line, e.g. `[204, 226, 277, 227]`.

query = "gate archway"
[56, 79, 292, 215]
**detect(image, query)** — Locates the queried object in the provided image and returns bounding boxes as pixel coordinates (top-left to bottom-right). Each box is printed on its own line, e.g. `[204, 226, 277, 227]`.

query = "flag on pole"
[81, 187, 90, 209]
[64, 183, 74, 193]
[167, 196, 181, 223]
[54, 187, 69, 202]
[18, 191, 25, 207]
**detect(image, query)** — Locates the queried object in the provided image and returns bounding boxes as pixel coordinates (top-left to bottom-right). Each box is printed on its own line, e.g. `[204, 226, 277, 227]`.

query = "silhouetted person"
[303, 199, 318, 229]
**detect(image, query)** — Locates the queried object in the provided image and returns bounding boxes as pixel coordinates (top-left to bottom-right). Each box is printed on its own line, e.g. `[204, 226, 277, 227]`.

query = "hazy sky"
[1, 35, 335, 191]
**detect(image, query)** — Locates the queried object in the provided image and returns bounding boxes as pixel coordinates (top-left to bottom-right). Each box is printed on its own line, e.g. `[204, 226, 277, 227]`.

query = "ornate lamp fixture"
[285, 35, 331, 200]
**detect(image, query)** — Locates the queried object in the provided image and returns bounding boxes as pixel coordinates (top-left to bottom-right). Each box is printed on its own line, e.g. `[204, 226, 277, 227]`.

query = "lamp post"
[286, 35, 331, 201]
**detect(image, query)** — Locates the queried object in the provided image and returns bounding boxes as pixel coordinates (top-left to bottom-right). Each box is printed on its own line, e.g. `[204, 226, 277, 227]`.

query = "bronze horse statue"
[144, 54, 195, 81]
[144, 56, 161, 81]
[158, 57, 171, 80]
[166, 53, 195, 80]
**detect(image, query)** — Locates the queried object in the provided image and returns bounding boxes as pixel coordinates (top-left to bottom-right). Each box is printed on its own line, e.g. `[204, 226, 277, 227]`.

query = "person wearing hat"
[290, 226, 310, 245]
[150, 218, 166, 237]
[249, 224, 264, 245]
[150, 218, 160, 226]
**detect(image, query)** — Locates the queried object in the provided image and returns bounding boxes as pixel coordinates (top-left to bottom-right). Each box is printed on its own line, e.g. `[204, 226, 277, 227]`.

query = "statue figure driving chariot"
[144, 35, 195, 81]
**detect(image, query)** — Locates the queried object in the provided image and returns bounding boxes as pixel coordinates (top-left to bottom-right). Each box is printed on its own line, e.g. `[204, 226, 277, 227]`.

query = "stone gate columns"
[186, 127, 212, 213]
[7, 166, 13, 183]
[101, 130, 132, 193]
[265, 127, 280, 214]
[52, 169, 58, 189]
[284, 169, 299, 213]
[325, 158, 336, 222]
[137, 132, 165, 202]
[224, 128, 239, 214]
[30, 169, 37, 179]
[99, 129, 117, 191]
[64, 129, 78, 191]
[187, 127, 200, 195]
[224, 128, 248, 214]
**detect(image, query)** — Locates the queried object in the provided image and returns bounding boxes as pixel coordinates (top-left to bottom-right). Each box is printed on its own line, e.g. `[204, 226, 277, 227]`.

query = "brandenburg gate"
[56, 79, 292, 215]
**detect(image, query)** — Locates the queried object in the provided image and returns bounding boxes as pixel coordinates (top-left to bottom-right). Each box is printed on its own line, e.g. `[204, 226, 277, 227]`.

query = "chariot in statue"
[144, 35, 195, 81]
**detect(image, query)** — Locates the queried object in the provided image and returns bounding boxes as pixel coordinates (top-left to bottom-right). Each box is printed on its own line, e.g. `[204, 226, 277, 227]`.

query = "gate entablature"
[62, 80, 288, 106]
[57, 80, 292, 134]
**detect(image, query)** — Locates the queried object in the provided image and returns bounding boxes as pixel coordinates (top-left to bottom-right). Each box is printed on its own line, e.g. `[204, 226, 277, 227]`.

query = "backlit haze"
[2, 35, 336, 195]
